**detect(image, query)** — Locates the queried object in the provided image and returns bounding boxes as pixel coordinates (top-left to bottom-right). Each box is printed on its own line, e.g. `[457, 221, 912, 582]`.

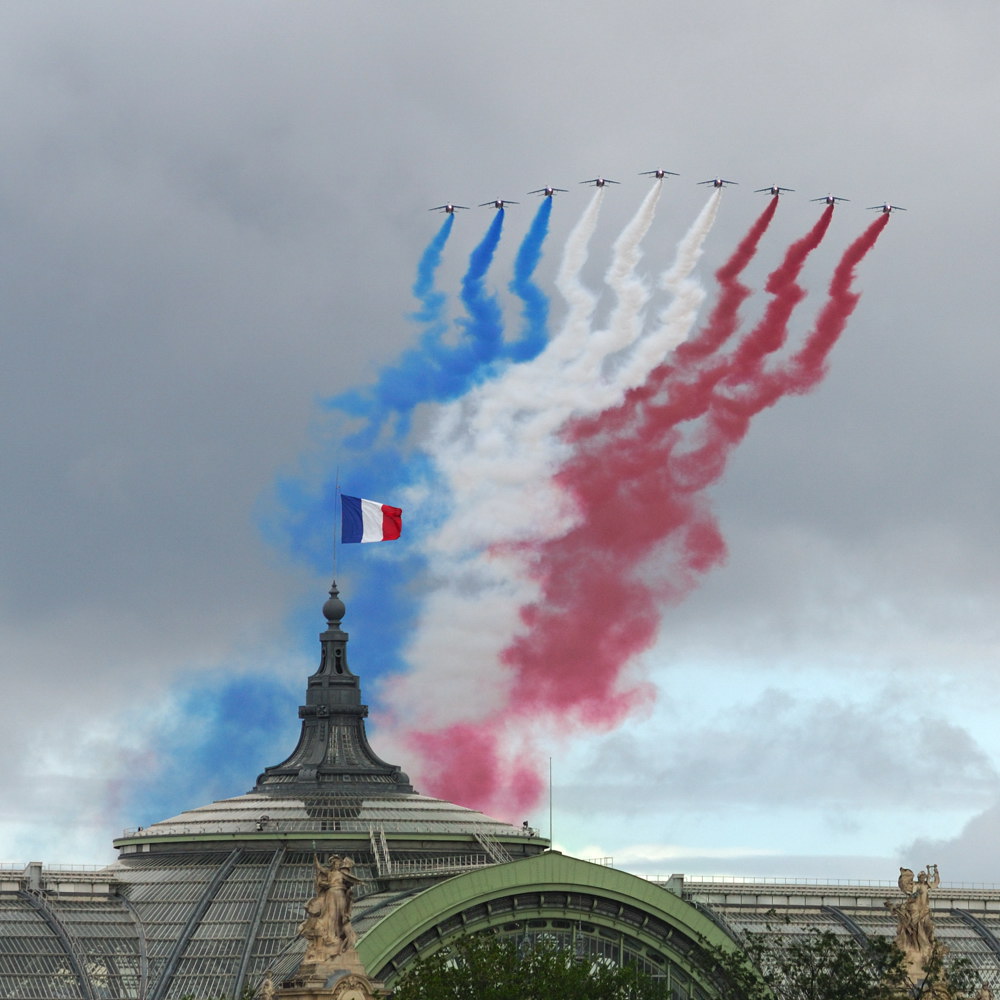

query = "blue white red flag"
[341, 495, 403, 544]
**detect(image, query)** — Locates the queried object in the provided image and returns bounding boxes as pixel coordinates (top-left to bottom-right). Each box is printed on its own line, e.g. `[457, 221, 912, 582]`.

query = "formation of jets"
[431, 175, 905, 214]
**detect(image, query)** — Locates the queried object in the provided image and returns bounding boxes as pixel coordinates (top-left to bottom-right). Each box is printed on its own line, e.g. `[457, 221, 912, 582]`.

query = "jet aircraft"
[698, 177, 738, 188]
[429, 203, 469, 214]
[479, 199, 519, 210]
[755, 184, 795, 196]
[640, 169, 679, 179]
[811, 194, 849, 205]
[867, 202, 906, 213]
[580, 177, 620, 187]
[528, 186, 568, 197]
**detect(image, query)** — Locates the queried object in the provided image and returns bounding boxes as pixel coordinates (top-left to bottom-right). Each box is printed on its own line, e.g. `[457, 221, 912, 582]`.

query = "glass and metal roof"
[122, 791, 529, 842]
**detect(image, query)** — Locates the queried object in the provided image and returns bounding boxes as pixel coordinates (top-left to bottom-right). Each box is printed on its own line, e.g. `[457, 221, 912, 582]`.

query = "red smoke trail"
[410, 204, 778, 815]
[617, 204, 836, 459]
[678, 209, 891, 480]
[676, 194, 780, 364]
[414, 213, 888, 819]
[587, 198, 778, 441]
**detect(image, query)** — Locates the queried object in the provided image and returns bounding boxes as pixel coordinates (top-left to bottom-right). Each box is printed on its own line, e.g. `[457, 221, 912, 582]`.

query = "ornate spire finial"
[253, 579, 414, 795]
[323, 580, 346, 626]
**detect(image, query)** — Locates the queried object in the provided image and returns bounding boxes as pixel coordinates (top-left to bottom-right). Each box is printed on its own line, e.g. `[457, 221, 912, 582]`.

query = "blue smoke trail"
[451, 209, 506, 378]
[333, 215, 455, 449]
[364, 211, 506, 419]
[506, 196, 552, 362]
[332, 210, 509, 452]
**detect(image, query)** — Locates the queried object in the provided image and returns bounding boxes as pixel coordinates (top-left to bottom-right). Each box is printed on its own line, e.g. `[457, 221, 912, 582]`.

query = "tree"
[390, 933, 672, 1000]
[702, 924, 978, 1000]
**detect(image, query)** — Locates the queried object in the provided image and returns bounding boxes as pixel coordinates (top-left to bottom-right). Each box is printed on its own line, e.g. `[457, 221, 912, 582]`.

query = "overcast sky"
[3, 0, 1000, 887]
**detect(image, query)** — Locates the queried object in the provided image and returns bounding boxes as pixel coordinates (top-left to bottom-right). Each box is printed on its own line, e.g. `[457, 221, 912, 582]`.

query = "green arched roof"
[358, 851, 740, 991]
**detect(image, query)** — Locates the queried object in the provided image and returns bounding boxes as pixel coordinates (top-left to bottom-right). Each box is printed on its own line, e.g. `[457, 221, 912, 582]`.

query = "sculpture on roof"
[259, 970, 275, 1000]
[885, 863, 941, 980]
[299, 854, 363, 965]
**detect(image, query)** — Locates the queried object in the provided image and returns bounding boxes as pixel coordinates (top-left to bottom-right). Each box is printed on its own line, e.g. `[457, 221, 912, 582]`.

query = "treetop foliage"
[390, 933, 672, 1000]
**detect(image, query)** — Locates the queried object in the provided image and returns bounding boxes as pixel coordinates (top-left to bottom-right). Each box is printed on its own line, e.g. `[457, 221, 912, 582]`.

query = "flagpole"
[333, 466, 340, 579]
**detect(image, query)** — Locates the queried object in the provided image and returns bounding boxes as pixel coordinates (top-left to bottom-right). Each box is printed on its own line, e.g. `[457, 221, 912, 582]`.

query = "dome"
[122, 791, 526, 842]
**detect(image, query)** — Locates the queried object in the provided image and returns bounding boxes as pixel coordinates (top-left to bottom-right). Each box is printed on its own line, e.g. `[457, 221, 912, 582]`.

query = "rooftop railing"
[649, 874, 1000, 891]
[1, 863, 111, 873]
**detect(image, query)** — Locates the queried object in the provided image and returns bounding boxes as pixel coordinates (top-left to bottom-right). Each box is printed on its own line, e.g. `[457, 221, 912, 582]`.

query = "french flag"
[341, 495, 403, 544]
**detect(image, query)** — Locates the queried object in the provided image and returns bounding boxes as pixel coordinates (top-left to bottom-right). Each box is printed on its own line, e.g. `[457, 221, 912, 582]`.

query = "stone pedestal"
[278, 948, 386, 1000]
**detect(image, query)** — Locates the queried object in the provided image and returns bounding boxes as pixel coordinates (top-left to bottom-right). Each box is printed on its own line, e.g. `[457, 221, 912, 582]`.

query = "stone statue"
[259, 970, 274, 1000]
[298, 854, 363, 965]
[885, 863, 941, 976]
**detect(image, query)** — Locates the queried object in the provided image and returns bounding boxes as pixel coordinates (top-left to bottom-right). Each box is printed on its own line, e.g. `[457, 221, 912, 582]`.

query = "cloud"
[3, 0, 1000, 883]
[562, 687, 999, 813]
[902, 802, 1000, 886]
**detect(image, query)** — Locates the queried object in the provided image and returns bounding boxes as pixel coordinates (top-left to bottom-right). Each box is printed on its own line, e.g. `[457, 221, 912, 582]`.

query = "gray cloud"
[903, 803, 1000, 885]
[3, 0, 1000, 873]
[563, 691, 999, 815]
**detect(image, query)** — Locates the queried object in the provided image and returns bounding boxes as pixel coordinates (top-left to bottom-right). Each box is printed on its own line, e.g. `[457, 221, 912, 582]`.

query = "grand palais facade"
[3, 583, 1000, 998]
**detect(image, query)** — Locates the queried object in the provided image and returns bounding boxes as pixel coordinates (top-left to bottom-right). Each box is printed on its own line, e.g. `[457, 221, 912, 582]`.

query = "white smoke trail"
[382, 192, 721, 733]
[546, 189, 604, 363]
[561, 178, 662, 383]
[378, 193, 609, 728]
[426, 190, 720, 559]
[612, 189, 721, 389]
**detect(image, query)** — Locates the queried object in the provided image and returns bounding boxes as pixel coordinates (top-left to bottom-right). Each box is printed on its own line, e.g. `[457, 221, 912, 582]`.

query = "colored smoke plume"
[506, 196, 552, 362]
[412, 209, 888, 818]
[389, 192, 716, 756]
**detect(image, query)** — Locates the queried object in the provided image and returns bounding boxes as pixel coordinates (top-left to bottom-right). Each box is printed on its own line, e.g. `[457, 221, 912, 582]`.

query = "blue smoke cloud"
[332, 214, 455, 448]
[128, 207, 555, 827]
[451, 209, 506, 376]
[122, 671, 299, 824]
[331, 210, 512, 450]
[506, 196, 552, 362]
[266, 215, 514, 696]
[262, 207, 551, 727]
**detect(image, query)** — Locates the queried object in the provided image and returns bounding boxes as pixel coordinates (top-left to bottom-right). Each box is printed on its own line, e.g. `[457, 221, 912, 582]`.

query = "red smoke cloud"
[414, 210, 889, 819]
